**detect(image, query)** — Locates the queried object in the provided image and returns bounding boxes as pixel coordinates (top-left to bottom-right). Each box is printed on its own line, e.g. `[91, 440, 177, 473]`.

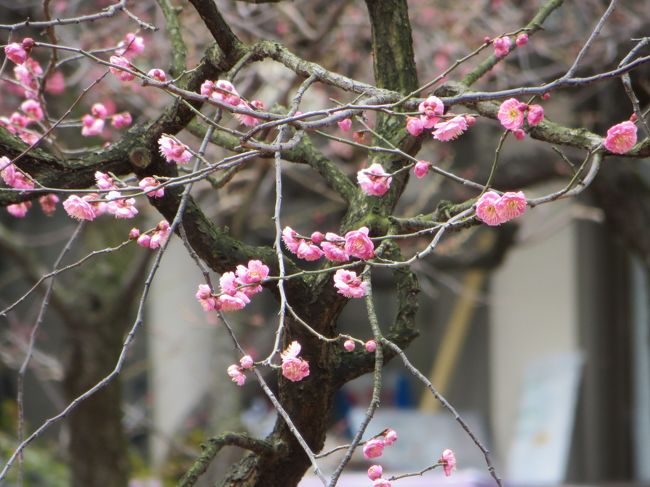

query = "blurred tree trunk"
[62, 223, 149, 487]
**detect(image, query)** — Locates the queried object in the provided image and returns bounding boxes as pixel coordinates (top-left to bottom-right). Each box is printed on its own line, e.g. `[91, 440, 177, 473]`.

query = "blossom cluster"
[109, 32, 145, 82]
[129, 221, 172, 250]
[81, 102, 132, 137]
[1, 155, 60, 218]
[195, 260, 269, 312]
[343, 339, 378, 352]
[282, 226, 375, 262]
[497, 98, 544, 139]
[226, 355, 254, 386]
[405, 95, 473, 143]
[201, 79, 265, 127]
[158, 135, 192, 164]
[363, 428, 398, 460]
[475, 191, 527, 226]
[357, 163, 393, 196]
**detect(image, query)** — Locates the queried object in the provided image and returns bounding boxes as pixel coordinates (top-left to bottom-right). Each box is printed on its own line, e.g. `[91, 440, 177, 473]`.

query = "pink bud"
[515, 33, 528, 47]
[240, 355, 254, 369]
[413, 160, 429, 179]
[137, 234, 151, 248]
[147, 68, 167, 82]
[513, 129, 526, 140]
[310, 231, 325, 244]
[368, 465, 383, 481]
[129, 228, 141, 239]
[343, 339, 355, 352]
[21, 38, 35, 50]
[542, 92, 551, 100]
[384, 428, 397, 445]
[365, 340, 377, 352]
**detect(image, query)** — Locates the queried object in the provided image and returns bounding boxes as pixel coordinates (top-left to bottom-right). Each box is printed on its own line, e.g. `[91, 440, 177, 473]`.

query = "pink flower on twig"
[604, 120, 637, 154]
[333, 269, 367, 298]
[281, 341, 310, 382]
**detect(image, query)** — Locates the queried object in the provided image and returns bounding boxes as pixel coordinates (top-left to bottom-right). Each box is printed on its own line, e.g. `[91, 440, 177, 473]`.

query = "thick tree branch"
[157, 0, 188, 78]
[179, 433, 278, 487]
[188, 0, 246, 61]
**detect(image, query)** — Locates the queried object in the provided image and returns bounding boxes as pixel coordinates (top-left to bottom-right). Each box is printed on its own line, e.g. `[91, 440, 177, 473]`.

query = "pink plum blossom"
[91, 103, 108, 119]
[10, 112, 29, 128]
[526, 104, 544, 126]
[63, 195, 97, 221]
[20, 99, 44, 121]
[604, 121, 637, 154]
[383, 429, 398, 446]
[321, 232, 349, 262]
[45, 71, 65, 94]
[496, 191, 527, 222]
[4, 43, 27, 65]
[493, 36, 512, 57]
[282, 227, 301, 253]
[7, 202, 31, 218]
[413, 160, 430, 179]
[217, 293, 249, 311]
[344, 226, 375, 260]
[150, 220, 172, 249]
[476, 191, 527, 226]
[343, 339, 355, 352]
[357, 163, 392, 196]
[282, 227, 323, 260]
[196, 284, 219, 311]
[236, 100, 265, 127]
[147, 68, 166, 82]
[497, 98, 525, 130]
[515, 32, 529, 47]
[106, 191, 138, 219]
[158, 135, 192, 164]
[202, 79, 241, 106]
[1, 157, 34, 190]
[117, 33, 145, 58]
[227, 364, 246, 386]
[406, 116, 424, 137]
[338, 118, 352, 131]
[281, 341, 310, 382]
[139, 177, 164, 198]
[95, 171, 115, 190]
[112, 112, 132, 128]
[365, 340, 377, 352]
[475, 191, 501, 226]
[240, 355, 254, 369]
[333, 269, 367, 298]
[137, 234, 152, 248]
[81, 115, 104, 137]
[432, 115, 469, 142]
[217, 272, 250, 311]
[363, 438, 385, 459]
[235, 260, 269, 297]
[440, 448, 456, 476]
[418, 95, 444, 128]
[109, 56, 135, 81]
[367, 465, 383, 481]
[296, 239, 324, 261]
[38, 194, 59, 216]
